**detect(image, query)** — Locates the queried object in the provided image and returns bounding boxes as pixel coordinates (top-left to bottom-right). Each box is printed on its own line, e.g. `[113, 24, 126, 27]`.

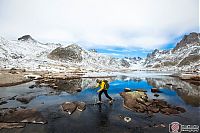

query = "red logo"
[169, 122, 182, 133]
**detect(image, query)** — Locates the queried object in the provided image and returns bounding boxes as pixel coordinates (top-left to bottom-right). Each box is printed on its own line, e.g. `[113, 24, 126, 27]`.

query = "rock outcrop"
[120, 90, 186, 115]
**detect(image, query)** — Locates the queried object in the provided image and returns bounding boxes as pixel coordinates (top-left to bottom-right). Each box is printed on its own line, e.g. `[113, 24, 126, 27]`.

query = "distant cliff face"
[144, 32, 200, 70]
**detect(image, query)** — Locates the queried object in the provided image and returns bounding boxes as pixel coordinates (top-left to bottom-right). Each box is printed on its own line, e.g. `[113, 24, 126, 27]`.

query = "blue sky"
[0, 0, 199, 58]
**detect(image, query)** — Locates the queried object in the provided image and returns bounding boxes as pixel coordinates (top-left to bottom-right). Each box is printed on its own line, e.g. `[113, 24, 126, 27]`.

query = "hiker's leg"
[98, 91, 103, 101]
[104, 90, 112, 100]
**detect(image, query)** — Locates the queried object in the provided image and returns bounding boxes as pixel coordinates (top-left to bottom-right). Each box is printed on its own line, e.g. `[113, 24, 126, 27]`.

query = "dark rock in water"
[175, 106, 186, 113]
[0, 101, 8, 105]
[124, 88, 132, 92]
[135, 89, 147, 92]
[1, 109, 47, 124]
[154, 94, 159, 97]
[0, 122, 25, 129]
[75, 88, 82, 92]
[151, 88, 160, 93]
[61, 102, 77, 115]
[29, 85, 36, 89]
[76, 102, 86, 111]
[166, 83, 173, 86]
[16, 95, 36, 104]
[160, 108, 179, 115]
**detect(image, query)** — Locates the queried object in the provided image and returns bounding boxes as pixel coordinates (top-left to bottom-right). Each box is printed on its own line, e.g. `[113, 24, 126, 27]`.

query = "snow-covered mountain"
[144, 32, 200, 71]
[0, 35, 144, 71]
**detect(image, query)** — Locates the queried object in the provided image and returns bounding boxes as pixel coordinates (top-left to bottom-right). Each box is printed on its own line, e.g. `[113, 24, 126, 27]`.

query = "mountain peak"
[18, 35, 37, 42]
[173, 32, 200, 51]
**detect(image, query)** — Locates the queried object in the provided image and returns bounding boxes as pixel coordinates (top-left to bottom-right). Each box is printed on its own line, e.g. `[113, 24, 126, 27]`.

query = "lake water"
[0, 71, 199, 133]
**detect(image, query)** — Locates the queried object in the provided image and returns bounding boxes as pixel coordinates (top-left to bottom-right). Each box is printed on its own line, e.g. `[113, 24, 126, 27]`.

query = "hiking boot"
[97, 101, 103, 104]
[109, 100, 113, 104]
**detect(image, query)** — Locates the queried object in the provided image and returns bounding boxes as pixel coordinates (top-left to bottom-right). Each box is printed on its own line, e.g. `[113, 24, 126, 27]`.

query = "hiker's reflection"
[97, 104, 113, 127]
[98, 104, 102, 112]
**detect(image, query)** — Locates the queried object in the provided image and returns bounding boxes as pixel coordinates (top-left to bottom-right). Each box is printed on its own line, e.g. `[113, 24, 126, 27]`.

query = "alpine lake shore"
[0, 68, 199, 133]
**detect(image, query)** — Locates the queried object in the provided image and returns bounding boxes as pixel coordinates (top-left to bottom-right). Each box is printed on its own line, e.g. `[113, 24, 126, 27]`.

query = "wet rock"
[160, 108, 179, 115]
[61, 102, 77, 115]
[154, 94, 159, 97]
[166, 83, 173, 86]
[175, 106, 186, 113]
[124, 88, 132, 92]
[148, 106, 160, 113]
[177, 87, 182, 89]
[120, 91, 148, 111]
[154, 99, 168, 108]
[76, 102, 86, 111]
[151, 88, 160, 93]
[136, 98, 146, 105]
[1, 109, 47, 124]
[0, 122, 25, 129]
[16, 95, 36, 104]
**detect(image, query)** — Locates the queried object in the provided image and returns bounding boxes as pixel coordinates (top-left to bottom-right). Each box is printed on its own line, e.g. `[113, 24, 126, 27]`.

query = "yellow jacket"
[96, 81, 106, 92]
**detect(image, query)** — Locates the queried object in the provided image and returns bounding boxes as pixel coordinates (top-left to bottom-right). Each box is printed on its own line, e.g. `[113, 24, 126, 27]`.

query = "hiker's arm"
[95, 83, 100, 88]
[97, 82, 105, 92]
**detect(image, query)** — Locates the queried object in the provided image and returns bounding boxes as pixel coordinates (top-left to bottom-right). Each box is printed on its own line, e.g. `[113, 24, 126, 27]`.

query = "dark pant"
[99, 90, 112, 101]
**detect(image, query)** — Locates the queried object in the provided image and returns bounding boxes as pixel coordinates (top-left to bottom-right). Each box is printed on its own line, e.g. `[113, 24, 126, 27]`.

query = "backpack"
[103, 80, 110, 89]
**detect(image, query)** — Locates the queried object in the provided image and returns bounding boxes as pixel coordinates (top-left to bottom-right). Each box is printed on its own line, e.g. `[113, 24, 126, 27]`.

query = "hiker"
[95, 79, 113, 104]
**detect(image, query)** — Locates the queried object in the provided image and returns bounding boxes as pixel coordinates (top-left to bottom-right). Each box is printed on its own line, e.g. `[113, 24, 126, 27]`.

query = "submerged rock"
[0, 122, 25, 129]
[1, 109, 47, 124]
[16, 95, 36, 104]
[61, 102, 77, 115]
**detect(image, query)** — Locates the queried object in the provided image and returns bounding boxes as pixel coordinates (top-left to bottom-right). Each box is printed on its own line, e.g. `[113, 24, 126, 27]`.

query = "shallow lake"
[0, 71, 199, 133]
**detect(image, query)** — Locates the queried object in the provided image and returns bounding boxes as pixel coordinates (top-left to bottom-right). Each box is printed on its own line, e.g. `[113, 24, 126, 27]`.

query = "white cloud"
[0, 0, 198, 49]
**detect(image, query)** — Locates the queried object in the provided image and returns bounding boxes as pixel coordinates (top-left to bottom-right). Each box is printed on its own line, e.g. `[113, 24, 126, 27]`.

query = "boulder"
[76, 102, 86, 111]
[1, 109, 46, 124]
[61, 102, 77, 115]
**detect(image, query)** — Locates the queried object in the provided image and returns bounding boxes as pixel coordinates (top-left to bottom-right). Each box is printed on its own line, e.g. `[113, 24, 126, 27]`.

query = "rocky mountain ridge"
[144, 32, 200, 71]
